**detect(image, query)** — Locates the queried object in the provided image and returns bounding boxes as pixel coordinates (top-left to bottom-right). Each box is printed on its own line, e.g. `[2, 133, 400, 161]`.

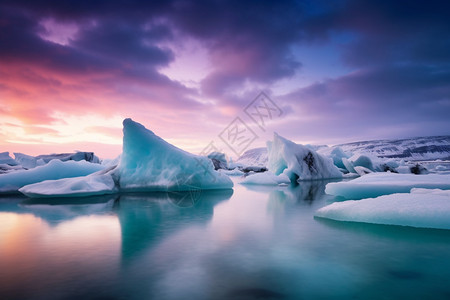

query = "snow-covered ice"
[317, 146, 350, 170]
[207, 152, 228, 170]
[267, 133, 342, 182]
[0, 159, 105, 193]
[219, 168, 244, 176]
[240, 172, 290, 185]
[116, 118, 233, 191]
[325, 173, 450, 199]
[19, 172, 117, 198]
[315, 188, 450, 230]
[0, 152, 18, 166]
[14, 153, 45, 169]
[35, 152, 100, 164]
[234, 147, 268, 168]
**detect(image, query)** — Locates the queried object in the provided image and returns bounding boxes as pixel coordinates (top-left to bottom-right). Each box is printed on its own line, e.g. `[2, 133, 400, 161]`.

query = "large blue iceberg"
[116, 118, 233, 191]
[20, 119, 233, 197]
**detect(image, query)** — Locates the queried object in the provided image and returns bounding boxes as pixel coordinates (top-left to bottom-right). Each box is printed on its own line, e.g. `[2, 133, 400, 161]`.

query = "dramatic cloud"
[0, 0, 449, 157]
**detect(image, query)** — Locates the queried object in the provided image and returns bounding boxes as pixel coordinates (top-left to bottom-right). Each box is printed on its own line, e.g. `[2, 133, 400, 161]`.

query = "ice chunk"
[354, 166, 373, 176]
[0, 152, 18, 166]
[267, 133, 342, 182]
[0, 159, 105, 193]
[219, 168, 244, 176]
[325, 173, 450, 199]
[317, 146, 350, 170]
[35, 152, 100, 164]
[116, 118, 233, 191]
[349, 154, 374, 171]
[14, 152, 45, 169]
[315, 189, 450, 230]
[207, 152, 228, 170]
[240, 172, 290, 185]
[0, 164, 24, 174]
[19, 172, 117, 198]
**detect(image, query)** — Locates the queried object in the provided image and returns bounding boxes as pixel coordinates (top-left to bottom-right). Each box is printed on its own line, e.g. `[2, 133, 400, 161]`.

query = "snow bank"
[315, 189, 450, 230]
[0, 159, 104, 193]
[19, 172, 116, 198]
[116, 118, 233, 191]
[234, 147, 268, 168]
[325, 173, 450, 199]
[240, 172, 290, 185]
[267, 133, 342, 182]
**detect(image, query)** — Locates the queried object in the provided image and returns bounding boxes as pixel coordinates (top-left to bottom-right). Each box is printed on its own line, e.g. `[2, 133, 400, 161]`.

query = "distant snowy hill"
[335, 135, 450, 161]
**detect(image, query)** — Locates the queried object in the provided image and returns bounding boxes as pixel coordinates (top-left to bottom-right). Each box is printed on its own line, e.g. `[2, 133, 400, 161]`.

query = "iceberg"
[317, 146, 350, 170]
[0, 152, 18, 166]
[348, 154, 375, 171]
[0, 159, 104, 193]
[315, 188, 450, 230]
[116, 118, 233, 191]
[35, 152, 100, 164]
[14, 152, 45, 169]
[267, 133, 342, 182]
[207, 152, 228, 170]
[17, 119, 233, 197]
[325, 173, 450, 199]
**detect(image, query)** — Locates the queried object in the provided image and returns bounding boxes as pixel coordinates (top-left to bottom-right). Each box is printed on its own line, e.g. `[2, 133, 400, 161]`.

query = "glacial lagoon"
[1, 178, 450, 300]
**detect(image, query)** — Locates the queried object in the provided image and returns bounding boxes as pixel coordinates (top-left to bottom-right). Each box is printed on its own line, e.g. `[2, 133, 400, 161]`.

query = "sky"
[1, 0, 449, 159]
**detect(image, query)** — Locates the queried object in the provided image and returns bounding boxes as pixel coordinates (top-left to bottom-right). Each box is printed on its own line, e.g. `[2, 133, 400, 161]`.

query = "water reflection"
[0, 195, 118, 224]
[1, 179, 450, 300]
[116, 189, 233, 263]
[241, 179, 338, 205]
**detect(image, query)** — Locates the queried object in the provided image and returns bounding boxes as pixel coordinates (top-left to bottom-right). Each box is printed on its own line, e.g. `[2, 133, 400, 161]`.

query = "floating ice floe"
[315, 188, 450, 230]
[240, 172, 290, 185]
[19, 171, 117, 198]
[325, 172, 450, 199]
[267, 133, 342, 182]
[0, 159, 105, 193]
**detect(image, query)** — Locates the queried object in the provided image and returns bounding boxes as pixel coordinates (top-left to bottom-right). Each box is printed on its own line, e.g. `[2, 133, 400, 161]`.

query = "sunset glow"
[1, 1, 449, 158]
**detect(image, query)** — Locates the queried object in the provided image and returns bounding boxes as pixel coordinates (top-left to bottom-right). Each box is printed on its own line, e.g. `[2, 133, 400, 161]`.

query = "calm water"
[1, 178, 450, 300]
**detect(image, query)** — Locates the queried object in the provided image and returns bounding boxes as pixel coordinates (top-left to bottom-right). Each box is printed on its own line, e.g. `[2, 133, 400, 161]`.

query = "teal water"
[1, 178, 450, 300]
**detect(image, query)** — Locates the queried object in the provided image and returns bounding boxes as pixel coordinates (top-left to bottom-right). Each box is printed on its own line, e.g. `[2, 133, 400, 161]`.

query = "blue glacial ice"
[116, 118, 233, 192]
[267, 133, 342, 182]
[19, 119, 233, 197]
[240, 133, 342, 185]
[0, 152, 19, 166]
[0, 159, 105, 193]
[241, 172, 290, 185]
[325, 172, 450, 199]
[19, 171, 117, 198]
[315, 188, 450, 230]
